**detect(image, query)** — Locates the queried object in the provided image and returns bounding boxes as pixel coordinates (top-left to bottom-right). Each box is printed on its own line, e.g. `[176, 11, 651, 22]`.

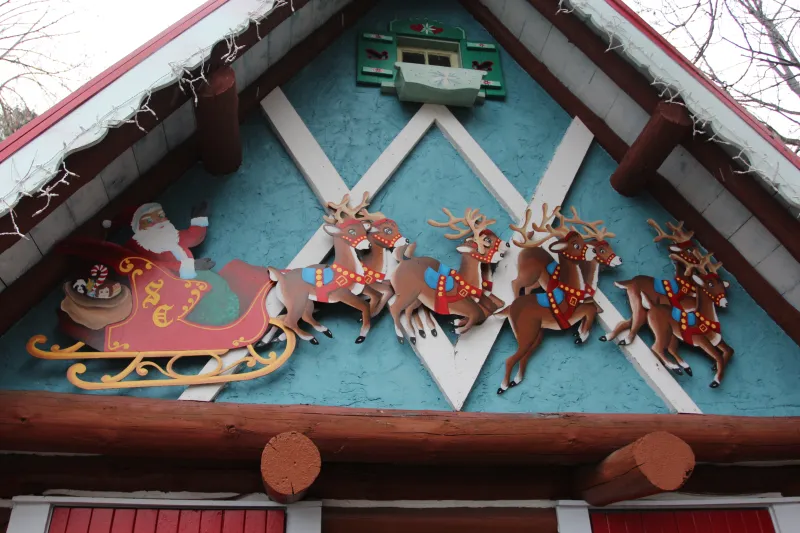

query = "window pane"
[428, 54, 452, 67]
[401, 51, 425, 64]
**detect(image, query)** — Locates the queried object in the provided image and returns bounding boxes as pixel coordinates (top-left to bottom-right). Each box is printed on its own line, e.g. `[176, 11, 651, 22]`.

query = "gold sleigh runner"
[26, 318, 295, 390]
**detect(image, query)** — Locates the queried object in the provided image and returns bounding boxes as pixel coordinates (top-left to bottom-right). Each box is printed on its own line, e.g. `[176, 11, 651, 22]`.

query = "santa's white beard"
[133, 221, 187, 261]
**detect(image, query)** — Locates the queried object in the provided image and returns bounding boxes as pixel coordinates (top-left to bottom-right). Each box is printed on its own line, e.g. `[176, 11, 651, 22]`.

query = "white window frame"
[397, 46, 460, 68]
[6, 496, 321, 533]
[555, 497, 800, 533]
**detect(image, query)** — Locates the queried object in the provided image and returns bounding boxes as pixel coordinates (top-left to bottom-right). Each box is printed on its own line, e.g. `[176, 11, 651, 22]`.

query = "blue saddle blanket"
[301, 267, 334, 285]
[654, 278, 679, 296]
[671, 307, 697, 325]
[424, 264, 455, 292]
[536, 287, 565, 307]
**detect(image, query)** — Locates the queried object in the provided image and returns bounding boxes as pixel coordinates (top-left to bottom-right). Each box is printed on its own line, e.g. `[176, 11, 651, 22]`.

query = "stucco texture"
[1, 0, 798, 415]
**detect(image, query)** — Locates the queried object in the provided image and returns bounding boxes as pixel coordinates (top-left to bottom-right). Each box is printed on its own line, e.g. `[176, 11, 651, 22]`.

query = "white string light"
[558, 0, 800, 213]
[0, 0, 290, 237]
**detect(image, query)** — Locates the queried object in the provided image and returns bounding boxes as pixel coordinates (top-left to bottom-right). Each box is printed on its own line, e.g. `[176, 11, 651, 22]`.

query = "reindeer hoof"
[355, 336, 366, 344]
[254, 340, 268, 351]
[710, 380, 720, 388]
[618, 340, 627, 346]
[310, 338, 319, 345]
[508, 381, 517, 388]
[575, 338, 584, 345]
[431, 329, 438, 337]
[573, 331, 580, 337]
[712, 364, 717, 372]
[419, 329, 426, 339]
[358, 318, 362, 323]
[323, 329, 333, 338]
[397, 336, 404, 345]
[410, 337, 417, 345]
[685, 367, 693, 377]
[599, 335, 608, 342]
[675, 367, 684, 375]
[497, 388, 505, 395]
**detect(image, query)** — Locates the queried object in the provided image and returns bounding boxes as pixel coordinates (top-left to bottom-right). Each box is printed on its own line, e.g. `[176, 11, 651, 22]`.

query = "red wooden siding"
[591, 510, 776, 533]
[48, 508, 285, 533]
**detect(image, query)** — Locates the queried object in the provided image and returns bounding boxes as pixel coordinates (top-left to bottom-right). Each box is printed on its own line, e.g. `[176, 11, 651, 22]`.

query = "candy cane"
[90, 264, 108, 286]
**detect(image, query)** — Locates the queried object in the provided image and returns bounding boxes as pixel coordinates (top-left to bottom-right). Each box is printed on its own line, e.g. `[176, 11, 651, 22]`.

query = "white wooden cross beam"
[180, 87, 701, 415]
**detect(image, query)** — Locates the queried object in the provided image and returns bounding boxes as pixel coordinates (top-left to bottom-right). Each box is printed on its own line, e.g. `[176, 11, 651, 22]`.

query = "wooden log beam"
[3, 391, 800, 465]
[261, 431, 321, 503]
[195, 65, 242, 175]
[575, 431, 695, 506]
[610, 102, 692, 196]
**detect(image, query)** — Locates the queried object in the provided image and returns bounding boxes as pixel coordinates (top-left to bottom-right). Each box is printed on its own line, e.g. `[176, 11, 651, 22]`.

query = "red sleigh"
[26, 238, 296, 390]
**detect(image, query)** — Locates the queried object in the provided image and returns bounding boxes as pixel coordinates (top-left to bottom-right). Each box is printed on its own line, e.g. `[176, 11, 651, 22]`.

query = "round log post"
[574, 431, 695, 507]
[261, 431, 321, 504]
[195, 66, 242, 175]
[610, 101, 692, 197]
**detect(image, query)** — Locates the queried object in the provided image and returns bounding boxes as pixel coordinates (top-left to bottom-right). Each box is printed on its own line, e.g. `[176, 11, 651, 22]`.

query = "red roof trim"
[603, 0, 800, 169]
[0, 0, 233, 164]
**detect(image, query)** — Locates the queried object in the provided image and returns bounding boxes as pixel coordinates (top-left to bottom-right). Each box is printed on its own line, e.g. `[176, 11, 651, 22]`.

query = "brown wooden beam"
[575, 431, 695, 506]
[460, 0, 800, 348]
[196, 66, 242, 175]
[610, 102, 692, 196]
[3, 391, 800, 464]
[524, 0, 800, 265]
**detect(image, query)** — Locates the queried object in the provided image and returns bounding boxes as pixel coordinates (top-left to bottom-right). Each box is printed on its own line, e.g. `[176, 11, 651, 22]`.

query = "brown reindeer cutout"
[388, 207, 509, 344]
[496, 205, 610, 394]
[352, 194, 411, 317]
[497, 204, 608, 394]
[601, 219, 710, 375]
[267, 194, 374, 345]
[640, 250, 733, 388]
[510, 205, 622, 299]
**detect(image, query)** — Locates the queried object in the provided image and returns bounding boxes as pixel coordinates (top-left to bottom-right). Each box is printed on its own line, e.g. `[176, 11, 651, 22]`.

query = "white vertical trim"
[286, 501, 322, 533]
[556, 501, 592, 533]
[770, 503, 800, 533]
[7, 500, 51, 533]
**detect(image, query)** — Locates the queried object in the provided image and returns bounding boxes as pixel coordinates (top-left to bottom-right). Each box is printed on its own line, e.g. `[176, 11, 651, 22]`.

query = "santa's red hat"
[102, 203, 162, 233]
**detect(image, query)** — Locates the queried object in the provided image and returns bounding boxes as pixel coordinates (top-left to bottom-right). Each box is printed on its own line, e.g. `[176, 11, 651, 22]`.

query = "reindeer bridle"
[591, 240, 617, 266]
[468, 229, 501, 263]
[672, 250, 727, 307]
[429, 207, 499, 260]
[369, 218, 405, 248]
[336, 218, 368, 247]
[559, 231, 593, 262]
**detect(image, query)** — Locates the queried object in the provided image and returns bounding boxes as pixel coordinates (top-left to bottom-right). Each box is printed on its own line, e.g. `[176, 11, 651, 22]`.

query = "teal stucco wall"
[0, 0, 797, 415]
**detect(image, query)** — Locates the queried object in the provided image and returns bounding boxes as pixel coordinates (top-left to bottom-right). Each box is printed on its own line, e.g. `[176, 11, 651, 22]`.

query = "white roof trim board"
[563, 0, 800, 210]
[0, 0, 282, 220]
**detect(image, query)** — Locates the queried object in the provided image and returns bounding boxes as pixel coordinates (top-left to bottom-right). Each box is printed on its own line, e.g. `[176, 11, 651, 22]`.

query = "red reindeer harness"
[431, 230, 500, 314]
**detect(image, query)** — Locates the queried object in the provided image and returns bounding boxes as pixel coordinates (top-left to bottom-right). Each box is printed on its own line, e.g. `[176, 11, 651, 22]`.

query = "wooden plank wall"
[590, 509, 776, 533]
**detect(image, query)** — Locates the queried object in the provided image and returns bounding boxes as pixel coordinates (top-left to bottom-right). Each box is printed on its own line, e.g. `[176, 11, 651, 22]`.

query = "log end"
[655, 101, 693, 128]
[261, 431, 321, 504]
[634, 431, 695, 491]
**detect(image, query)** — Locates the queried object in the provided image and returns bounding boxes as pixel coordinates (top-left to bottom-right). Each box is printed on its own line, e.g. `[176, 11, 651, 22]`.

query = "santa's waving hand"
[119, 201, 216, 279]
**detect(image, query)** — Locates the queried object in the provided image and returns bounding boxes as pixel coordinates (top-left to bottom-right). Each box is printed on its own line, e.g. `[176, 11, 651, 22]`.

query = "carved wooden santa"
[104, 201, 215, 279]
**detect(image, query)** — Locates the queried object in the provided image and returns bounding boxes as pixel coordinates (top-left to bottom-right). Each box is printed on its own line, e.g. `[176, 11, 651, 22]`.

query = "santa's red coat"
[124, 223, 207, 278]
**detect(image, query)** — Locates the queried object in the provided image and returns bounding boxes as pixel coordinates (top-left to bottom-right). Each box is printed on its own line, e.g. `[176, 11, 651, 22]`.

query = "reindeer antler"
[429, 207, 496, 253]
[669, 253, 698, 277]
[509, 203, 565, 249]
[695, 250, 723, 276]
[354, 192, 387, 222]
[648, 219, 694, 244]
[560, 206, 616, 242]
[323, 192, 371, 224]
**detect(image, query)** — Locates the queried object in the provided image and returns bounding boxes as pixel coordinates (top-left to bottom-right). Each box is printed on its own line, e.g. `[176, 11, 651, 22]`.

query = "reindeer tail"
[267, 267, 284, 283]
[614, 280, 634, 290]
[640, 292, 652, 310]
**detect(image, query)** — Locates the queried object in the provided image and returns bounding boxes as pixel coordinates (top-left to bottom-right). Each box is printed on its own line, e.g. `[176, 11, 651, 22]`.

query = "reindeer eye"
[573, 243, 579, 250]
[384, 228, 392, 234]
[348, 229, 356, 236]
[599, 248, 606, 254]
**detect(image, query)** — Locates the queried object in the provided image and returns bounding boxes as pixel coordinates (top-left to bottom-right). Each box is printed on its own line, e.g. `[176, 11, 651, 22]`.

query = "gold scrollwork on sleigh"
[25, 318, 296, 390]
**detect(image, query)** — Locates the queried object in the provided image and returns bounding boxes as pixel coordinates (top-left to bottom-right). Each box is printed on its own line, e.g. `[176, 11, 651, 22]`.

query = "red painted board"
[111, 510, 136, 533]
[590, 513, 612, 533]
[49, 508, 71, 533]
[199, 510, 223, 533]
[178, 511, 201, 533]
[674, 511, 698, 533]
[265, 511, 284, 533]
[156, 510, 180, 533]
[66, 509, 93, 533]
[243, 511, 266, 533]
[133, 510, 158, 533]
[88, 509, 115, 533]
[756, 509, 776, 533]
[221, 511, 245, 533]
